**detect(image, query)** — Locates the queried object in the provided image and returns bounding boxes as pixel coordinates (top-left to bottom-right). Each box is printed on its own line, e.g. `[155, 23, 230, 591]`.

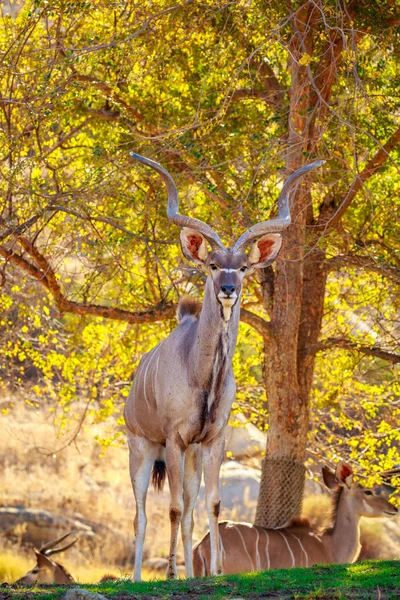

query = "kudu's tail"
[151, 459, 167, 492]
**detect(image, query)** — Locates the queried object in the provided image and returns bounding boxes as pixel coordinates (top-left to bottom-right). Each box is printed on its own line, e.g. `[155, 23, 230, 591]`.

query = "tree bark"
[255, 4, 318, 527]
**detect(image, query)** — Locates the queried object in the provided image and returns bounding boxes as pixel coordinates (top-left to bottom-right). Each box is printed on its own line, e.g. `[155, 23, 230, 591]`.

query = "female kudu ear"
[323, 462, 354, 490]
[247, 234, 282, 269]
[336, 462, 354, 489]
[180, 227, 209, 265]
[322, 466, 339, 490]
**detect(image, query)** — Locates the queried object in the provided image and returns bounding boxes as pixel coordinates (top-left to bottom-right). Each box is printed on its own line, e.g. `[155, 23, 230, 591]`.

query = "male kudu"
[124, 153, 324, 581]
[193, 462, 398, 575]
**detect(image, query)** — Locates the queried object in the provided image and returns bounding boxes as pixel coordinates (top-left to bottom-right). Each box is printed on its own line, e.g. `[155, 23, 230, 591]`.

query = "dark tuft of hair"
[151, 460, 167, 492]
[287, 516, 311, 529]
[177, 296, 202, 323]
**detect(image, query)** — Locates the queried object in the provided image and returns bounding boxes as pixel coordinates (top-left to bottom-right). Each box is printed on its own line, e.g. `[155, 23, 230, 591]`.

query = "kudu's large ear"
[322, 466, 339, 490]
[247, 234, 282, 269]
[336, 462, 353, 489]
[180, 228, 208, 265]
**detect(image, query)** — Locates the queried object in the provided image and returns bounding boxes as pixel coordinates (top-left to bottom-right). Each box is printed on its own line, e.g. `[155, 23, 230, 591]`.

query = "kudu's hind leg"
[128, 435, 160, 582]
[165, 438, 185, 579]
[181, 443, 202, 578]
[202, 435, 225, 575]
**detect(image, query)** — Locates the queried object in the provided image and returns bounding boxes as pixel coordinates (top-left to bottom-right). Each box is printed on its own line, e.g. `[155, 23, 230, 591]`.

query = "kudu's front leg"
[166, 438, 185, 579]
[202, 435, 225, 576]
[181, 443, 202, 578]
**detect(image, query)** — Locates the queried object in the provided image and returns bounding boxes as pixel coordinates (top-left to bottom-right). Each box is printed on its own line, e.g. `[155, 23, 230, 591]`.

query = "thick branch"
[230, 88, 277, 103]
[257, 265, 275, 316]
[317, 127, 400, 230]
[52, 298, 176, 323]
[2, 240, 272, 335]
[73, 73, 147, 124]
[0, 245, 44, 281]
[240, 307, 272, 339]
[305, 337, 400, 364]
[308, 4, 357, 138]
[311, 30, 345, 108]
[326, 253, 400, 283]
[0, 241, 176, 324]
[0, 214, 43, 243]
[230, 59, 284, 108]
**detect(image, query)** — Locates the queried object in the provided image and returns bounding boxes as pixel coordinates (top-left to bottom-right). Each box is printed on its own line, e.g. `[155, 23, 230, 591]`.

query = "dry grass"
[0, 397, 398, 584]
[302, 493, 332, 530]
[0, 400, 173, 581]
[0, 550, 32, 583]
[0, 399, 252, 583]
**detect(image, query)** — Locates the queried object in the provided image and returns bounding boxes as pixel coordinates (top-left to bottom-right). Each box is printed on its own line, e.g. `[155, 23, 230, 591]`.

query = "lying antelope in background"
[16, 533, 77, 584]
[193, 462, 398, 575]
[15, 533, 118, 585]
[124, 153, 324, 580]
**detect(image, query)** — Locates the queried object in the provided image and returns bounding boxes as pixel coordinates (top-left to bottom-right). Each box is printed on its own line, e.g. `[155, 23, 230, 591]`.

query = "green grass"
[1, 560, 399, 599]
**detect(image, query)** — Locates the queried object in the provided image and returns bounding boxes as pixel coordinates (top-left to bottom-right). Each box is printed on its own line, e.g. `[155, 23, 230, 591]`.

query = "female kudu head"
[322, 462, 398, 518]
[130, 153, 324, 320]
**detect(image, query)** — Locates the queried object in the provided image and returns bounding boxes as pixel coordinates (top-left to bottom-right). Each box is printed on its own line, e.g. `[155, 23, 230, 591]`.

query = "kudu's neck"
[193, 277, 241, 386]
[323, 490, 361, 564]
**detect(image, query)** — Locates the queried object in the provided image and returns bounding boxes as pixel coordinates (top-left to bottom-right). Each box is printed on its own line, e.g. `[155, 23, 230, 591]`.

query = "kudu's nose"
[221, 284, 235, 297]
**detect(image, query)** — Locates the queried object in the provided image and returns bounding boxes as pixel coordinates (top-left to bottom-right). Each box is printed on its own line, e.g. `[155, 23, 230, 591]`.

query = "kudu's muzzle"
[217, 271, 239, 305]
[221, 284, 235, 297]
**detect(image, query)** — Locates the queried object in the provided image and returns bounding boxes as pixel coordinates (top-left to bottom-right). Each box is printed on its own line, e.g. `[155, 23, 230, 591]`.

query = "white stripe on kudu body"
[141, 352, 154, 410]
[264, 529, 270, 570]
[255, 528, 261, 571]
[234, 525, 255, 571]
[192, 462, 398, 576]
[278, 532, 295, 567]
[289, 532, 309, 567]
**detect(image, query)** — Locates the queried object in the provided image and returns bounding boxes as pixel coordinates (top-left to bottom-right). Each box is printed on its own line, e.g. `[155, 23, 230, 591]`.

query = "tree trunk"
[255, 211, 309, 528]
[255, 238, 328, 527]
[255, 3, 322, 528]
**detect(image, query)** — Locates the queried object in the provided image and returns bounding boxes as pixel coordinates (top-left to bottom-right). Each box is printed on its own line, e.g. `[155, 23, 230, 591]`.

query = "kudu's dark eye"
[364, 490, 373, 496]
[210, 264, 218, 271]
[240, 266, 247, 272]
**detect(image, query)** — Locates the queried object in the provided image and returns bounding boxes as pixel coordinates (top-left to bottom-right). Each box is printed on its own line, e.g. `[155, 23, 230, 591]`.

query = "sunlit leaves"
[0, 0, 399, 476]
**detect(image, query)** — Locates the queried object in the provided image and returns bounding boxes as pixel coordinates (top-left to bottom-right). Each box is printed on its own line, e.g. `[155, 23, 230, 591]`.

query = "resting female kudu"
[124, 153, 324, 581]
[193, 462, 398, 575]
[15, 532, 118, 585]
[16, 533, 76, 585]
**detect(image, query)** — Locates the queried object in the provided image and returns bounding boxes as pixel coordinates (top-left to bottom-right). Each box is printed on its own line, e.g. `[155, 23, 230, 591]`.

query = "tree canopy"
[0, 0, 399, 487]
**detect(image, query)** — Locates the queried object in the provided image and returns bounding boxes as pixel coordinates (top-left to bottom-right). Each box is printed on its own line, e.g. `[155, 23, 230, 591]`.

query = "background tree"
[0, 0, 399, 523]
